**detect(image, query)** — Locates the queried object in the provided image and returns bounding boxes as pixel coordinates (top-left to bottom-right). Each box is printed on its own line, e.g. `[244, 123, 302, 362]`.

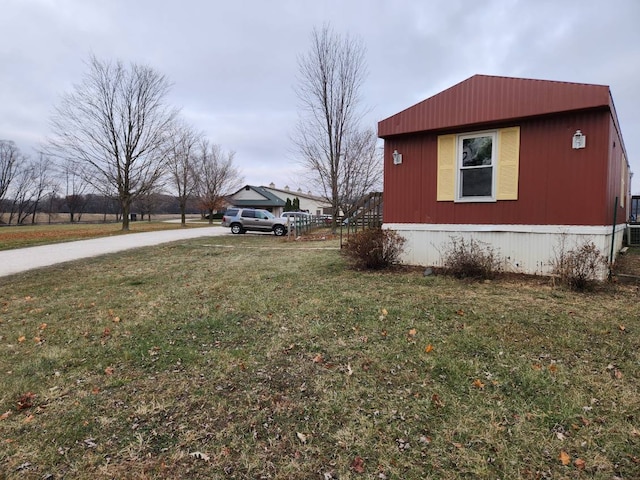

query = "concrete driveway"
[0, 226, 228, 278]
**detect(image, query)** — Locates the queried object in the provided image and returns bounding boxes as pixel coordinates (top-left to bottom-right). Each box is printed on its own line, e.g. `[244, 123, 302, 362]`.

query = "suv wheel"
[273, 225, 286, 236]
[230, 223, 243, 234]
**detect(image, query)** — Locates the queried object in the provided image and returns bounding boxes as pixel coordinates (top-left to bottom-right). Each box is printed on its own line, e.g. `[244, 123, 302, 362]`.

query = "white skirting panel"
[383, 223, 627, 278]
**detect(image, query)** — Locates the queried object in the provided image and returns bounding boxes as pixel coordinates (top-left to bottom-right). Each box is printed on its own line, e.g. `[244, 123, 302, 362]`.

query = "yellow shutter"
[437, 134, 456, 201]
[496, 126, 520, 200]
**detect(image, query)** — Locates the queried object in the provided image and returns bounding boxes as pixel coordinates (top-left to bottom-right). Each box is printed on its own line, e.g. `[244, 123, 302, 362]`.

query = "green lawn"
[0, 234, 638, 479]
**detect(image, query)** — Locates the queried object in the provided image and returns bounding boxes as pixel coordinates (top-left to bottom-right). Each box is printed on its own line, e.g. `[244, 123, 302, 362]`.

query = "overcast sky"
[2, 0, 639, 193]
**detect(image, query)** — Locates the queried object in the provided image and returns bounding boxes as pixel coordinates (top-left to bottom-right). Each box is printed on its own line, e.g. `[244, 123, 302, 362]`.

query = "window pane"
[241, 210, 255, 218]
[462, 136, 493, 166]
[461, 167, 492, 197]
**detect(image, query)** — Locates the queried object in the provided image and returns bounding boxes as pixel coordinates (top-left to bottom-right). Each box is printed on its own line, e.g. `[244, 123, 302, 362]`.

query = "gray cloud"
[2, 0, 639, 191]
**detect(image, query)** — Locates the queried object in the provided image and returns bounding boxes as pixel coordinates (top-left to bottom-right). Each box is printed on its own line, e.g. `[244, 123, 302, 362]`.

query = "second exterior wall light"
[392, 149, 403, 165]
[572, 130, 586, 149]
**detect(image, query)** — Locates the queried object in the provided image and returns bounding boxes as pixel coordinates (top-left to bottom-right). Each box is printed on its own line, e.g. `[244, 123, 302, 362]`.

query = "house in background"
[227, 184, 331, 216]
[262, 183, 332, 216]
[378, 74, 631, 277]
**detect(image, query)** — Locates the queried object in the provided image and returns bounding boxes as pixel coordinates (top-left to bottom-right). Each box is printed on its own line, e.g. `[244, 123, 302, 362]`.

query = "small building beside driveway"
[378, 74, 631, 277]
[227, 184, 331, 217]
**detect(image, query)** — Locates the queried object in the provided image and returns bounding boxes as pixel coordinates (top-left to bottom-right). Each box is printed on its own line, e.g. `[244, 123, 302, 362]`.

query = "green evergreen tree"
[293, 197, 300, 210]
[285, 198, 293, 211]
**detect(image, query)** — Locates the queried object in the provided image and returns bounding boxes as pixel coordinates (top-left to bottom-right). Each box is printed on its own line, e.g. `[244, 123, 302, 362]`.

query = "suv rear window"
[241, 210, 255, 218]
[224, 208, 239, 217]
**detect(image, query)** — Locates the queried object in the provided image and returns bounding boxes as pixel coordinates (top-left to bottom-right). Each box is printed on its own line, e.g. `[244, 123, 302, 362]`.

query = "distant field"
[0, 213, 201, 225]
[0, 216, 213, 250]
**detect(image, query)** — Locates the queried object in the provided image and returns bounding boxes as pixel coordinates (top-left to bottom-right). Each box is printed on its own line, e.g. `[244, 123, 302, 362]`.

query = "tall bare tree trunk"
[48, 56, 177, 231]
[293, 25, 381, 232]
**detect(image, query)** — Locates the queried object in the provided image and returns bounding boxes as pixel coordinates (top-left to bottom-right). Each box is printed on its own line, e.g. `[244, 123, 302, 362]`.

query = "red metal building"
[378, 75, 631, 276]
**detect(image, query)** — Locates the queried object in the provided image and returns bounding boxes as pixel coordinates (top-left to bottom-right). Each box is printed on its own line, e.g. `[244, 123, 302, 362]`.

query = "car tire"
[273, 225, 286, 236]
[230, 223, 243, 234]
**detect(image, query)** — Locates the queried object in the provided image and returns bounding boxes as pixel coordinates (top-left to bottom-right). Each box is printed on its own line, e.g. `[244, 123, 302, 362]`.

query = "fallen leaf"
[84, 438, 97, 448]
[456, 309, 465, 316]
[425, 344, 433, 353]
[559, 450, 570, 465]
[574, 458, 586, 470]
[346, 363, 353, 376]
[532, 363, 542, 370]
[408, 328, 417, 336]
[0, 411, 11, 420]
[39, 323, 47, 330]
[548, 364, 558, 373]
[17, 392, 35, 410]
[452, 442, 463, 449]
[351, 456, 365, 473]
[313, 353, 324, 364]
[18, 336, 26, 343]
[380, 329, 387, 337]
[472, 379, 485, 389]
[614, 369, 623, 379]
[296, 432, 307, 444]
[15, 461, 31, 471]
[23, 414, 34, 423]
[113, 316, 121, 323]
[102, 328, 111, 337]
[189, 451, 210, 462]
[431, 393, 445, 408]
[618, 324, 626, 331]
[104, 366, 114, 376]
[381, 308, 388, 316]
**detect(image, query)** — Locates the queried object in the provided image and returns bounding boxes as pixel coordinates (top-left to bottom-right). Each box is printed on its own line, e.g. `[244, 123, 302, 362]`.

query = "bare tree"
[0, 140, 22, 214]
[60, 159, 90, 223]
[337, 128, 382, 212]
[166, 122, 202, 226]
[294, 25, 381, 231]
[48, 56, 177, 230]
[195, 140, 243, 224]
[7, 162, 34, 225]
[28, 153, 57, 224]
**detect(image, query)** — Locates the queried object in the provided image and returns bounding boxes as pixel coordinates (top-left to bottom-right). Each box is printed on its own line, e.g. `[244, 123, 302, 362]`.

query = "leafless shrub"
[552, 239, 608, 291]
[441, 237, 502, 280]
[344, 227, 405, 270]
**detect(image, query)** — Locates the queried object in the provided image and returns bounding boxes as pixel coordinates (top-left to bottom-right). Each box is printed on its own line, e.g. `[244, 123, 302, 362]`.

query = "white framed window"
[457, 131, 496, 201]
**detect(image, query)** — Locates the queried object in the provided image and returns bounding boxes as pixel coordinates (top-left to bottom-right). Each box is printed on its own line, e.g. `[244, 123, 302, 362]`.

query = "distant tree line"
[0, 138, 236, 226]
[1, 56, 243, 227]
[3, 25, 384, 230]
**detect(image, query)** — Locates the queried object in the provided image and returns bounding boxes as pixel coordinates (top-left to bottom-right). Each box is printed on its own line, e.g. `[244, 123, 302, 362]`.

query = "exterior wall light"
[392, 149, 403, 165]
[572, 130, 586, 149]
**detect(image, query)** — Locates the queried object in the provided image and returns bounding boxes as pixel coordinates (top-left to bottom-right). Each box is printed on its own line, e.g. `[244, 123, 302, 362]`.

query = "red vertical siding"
[383, 110, 613, 226]
[606, 115, 628, 222]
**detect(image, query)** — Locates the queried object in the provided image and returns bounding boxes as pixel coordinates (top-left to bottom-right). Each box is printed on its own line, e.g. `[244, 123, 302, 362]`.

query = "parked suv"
[221, 208, 288, 236]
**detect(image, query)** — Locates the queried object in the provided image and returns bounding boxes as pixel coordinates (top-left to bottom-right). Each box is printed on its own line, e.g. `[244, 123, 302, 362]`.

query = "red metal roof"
[378, 75, 613, 138]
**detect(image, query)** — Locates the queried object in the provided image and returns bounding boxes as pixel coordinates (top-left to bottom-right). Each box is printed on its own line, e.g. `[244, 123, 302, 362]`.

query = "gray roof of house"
[230, 185, 286, 207]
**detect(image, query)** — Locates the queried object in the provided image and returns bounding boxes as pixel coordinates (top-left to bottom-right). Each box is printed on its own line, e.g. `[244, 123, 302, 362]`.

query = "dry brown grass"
[0, 216, 209, 250]
[0, 236, 638, 479]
